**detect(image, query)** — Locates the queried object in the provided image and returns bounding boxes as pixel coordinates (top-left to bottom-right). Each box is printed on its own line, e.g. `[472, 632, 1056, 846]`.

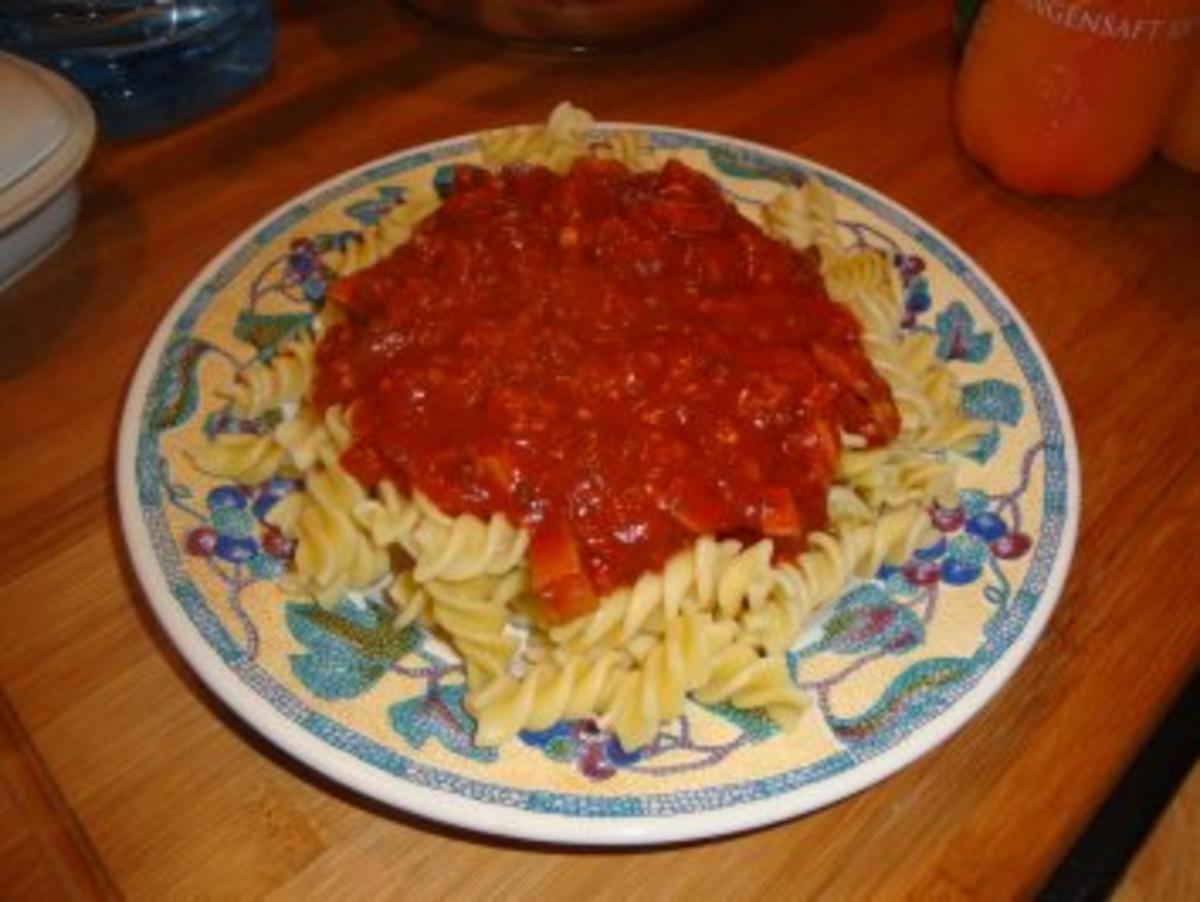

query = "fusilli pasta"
[221, 332, 315, 419]
[190, 432, 284, 485]
[693, 643, 806, 731]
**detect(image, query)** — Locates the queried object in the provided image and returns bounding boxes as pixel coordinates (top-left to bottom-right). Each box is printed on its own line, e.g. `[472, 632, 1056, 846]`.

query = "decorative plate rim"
[116, 123, 1080, 846]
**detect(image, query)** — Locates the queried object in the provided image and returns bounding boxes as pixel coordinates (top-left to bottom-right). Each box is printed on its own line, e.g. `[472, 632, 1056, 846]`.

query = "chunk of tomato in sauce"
[760, 486, 804, 538]
[529, 517, 596, 624]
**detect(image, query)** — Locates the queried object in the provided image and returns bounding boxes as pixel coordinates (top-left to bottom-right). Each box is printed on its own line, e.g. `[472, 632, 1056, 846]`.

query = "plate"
[117, 123, 1079, 845]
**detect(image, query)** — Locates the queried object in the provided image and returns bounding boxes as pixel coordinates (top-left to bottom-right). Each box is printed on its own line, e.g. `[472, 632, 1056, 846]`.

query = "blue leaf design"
[706, 146, 804, 185]
[149, 337, 210, 431]
[286, 601, 416, 700]
[519, 721, 575, 750]
[247, 552, 281, 580]
[390, 686, 498, 763]
[433, 164, 458, 199]
[343, 187, 405, 228]
[967, 422, 1001, 464]
[233, 311, 313, 352]
[935, 301, 994, 363]
[377, 185, 406, 205]
[817, 584, 924, 655]
[290, 651, 387, 700]
[962, 379, 1024, 426]
[702, 701, 781, 743]
[286, 601, 362, 658]
[345, 199, 384, 227]
[829, 657, 973, 743]
[883, 569, 920, 598]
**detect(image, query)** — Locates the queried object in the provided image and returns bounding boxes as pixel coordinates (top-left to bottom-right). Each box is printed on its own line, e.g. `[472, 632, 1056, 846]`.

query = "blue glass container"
[0, 1, 274, 138]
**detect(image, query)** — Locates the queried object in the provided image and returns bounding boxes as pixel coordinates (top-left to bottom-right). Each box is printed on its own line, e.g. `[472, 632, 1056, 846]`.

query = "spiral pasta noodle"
[693, 643, 806, 731]
[479, 101, 596, 174]
[409, 510, 530, 584]
[601, 612, 739, 751]
[470, 648, 631, 746]
[385, 571, 430, 630]
[221, 332, 315, 419]
[353, 479, 422, 553]
[420, 574, 524, 690]
[190, 432, 284, 485]
[738, 592, 810, 655]
[763, 179, 843, 261]
[592, 128, 658, 172]
[273, 404, 352, 472]
[274, 460, 391, 602]
[837, 444, 957, 511]
[549, 536, 789, 653]
[778, 504, 934, 614]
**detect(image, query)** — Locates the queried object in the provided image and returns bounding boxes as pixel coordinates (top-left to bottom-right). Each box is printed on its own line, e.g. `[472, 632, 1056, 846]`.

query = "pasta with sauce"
[193, 104, 976, 752]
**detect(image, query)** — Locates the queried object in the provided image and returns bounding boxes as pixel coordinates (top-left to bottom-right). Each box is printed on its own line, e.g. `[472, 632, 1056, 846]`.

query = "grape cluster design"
[519, 720, 645, 780]
[285, 237, 333, 304]
[882, 491, 1032, 591]
[895, 253, 930, 328]
[183, 479, 298, 578]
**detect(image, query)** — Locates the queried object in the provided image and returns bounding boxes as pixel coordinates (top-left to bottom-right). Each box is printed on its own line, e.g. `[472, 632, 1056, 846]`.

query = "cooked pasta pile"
[193, 104, 981, 752]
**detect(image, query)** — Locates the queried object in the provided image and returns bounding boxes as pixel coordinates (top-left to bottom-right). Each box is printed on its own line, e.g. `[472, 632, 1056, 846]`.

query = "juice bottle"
[955, 0, 1200, 196]
[1161, 58, 1200, 170]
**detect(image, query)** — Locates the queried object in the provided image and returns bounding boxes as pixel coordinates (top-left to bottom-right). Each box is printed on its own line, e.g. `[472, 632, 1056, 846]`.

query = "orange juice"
[955, 0, 1200, 195]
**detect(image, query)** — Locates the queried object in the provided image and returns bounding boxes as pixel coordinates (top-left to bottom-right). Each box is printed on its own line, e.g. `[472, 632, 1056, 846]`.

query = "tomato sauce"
[316, 158, 899, 622]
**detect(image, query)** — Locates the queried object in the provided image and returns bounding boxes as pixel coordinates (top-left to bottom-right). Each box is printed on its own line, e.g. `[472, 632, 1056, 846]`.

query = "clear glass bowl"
[0, 1, 274, 138]
[407, 0, 723, 49]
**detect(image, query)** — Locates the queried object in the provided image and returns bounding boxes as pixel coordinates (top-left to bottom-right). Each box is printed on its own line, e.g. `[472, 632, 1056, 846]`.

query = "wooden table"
[2, 1, 1197, 897]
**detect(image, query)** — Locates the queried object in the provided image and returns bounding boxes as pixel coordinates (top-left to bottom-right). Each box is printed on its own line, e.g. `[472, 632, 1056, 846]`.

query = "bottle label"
[1015, 1, 1200, 41]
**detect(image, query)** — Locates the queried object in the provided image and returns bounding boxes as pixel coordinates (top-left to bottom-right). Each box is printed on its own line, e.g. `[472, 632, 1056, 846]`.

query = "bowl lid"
[0, 51, 95, 232]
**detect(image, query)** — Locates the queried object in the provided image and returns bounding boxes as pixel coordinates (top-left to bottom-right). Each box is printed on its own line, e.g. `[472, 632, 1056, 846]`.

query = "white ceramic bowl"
[0, 51, 95, 293]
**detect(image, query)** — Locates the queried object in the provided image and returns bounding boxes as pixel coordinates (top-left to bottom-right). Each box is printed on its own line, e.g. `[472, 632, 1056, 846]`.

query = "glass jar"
[0, 1, 275, 139]
[407, 0, 721, 48]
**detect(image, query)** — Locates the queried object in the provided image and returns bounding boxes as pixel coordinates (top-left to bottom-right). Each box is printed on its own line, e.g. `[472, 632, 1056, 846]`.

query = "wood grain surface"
[1, 1, 1197, 898]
